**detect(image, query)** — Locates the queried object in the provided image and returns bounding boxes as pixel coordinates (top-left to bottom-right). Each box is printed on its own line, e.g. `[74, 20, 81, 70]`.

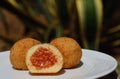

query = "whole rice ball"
[10, 38, 41, 70]
[50, 37, 82, 68]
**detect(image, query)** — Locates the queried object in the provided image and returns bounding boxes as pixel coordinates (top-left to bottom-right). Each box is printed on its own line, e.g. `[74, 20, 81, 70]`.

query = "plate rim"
[82, 49, 118, 79]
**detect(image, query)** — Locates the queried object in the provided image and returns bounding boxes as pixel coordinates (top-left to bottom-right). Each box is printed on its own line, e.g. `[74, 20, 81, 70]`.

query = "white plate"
[0, 49, 117, 79]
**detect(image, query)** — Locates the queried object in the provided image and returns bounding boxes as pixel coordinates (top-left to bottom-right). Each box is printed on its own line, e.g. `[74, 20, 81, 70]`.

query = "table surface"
[99, 71, 118, 79]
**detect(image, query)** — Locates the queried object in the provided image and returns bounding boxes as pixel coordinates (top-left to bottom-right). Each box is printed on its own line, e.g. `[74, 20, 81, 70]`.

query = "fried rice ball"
[26, 43, 63, 74]
[10, 38, 41, 70]
[50, 37, 82, 68]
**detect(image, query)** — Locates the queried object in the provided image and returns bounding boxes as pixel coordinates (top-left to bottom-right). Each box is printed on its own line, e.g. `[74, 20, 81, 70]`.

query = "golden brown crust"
[10, 38, 41, 70]
[50, 37, 82, 68]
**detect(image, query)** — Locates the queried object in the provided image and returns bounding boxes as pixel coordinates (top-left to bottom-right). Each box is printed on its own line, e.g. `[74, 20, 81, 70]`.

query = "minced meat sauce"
[30, 47, 57, 69]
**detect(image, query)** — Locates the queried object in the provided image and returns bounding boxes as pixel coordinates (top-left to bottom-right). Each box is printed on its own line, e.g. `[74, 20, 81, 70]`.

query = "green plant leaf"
[76, 0, 103, 50]
[56, 23, 63, 38]
[56, 0, 69, 27]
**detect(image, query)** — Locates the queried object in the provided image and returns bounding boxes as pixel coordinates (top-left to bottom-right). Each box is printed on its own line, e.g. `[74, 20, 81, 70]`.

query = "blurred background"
[0, 0, 120, 75]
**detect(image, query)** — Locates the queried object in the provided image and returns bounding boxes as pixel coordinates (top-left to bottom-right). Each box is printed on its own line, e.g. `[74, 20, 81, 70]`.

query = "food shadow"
[65, 61, 83, 69]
